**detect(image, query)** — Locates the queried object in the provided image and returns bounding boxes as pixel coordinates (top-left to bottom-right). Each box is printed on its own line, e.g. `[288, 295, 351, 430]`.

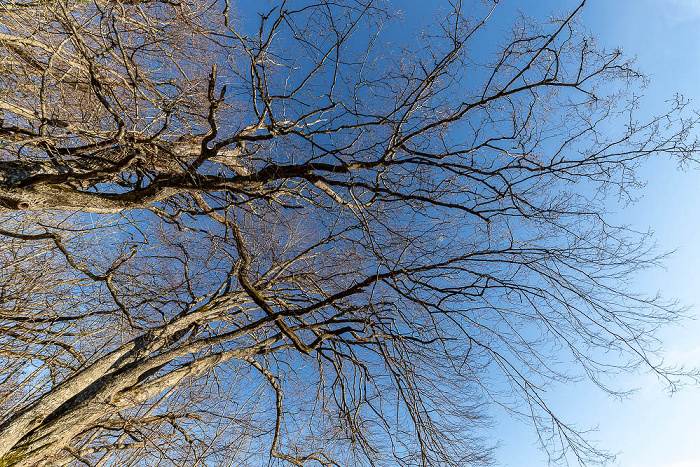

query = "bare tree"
[0, 0, 697, 466]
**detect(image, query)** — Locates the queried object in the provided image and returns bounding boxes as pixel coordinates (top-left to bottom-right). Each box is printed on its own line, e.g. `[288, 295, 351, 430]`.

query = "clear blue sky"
[378, 0, 700, 465]
[480, 1, 700, 467]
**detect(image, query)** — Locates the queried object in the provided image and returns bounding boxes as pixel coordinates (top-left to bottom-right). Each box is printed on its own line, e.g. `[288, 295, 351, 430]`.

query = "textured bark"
[0, 1, 698, 466]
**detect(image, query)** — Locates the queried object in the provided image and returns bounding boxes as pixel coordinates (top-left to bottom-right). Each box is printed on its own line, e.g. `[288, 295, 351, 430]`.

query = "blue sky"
[482, 1, 700, 467]
[373, 0, 700, 465]
[368, 1, 700, 465]
[233, 1, 700, 465]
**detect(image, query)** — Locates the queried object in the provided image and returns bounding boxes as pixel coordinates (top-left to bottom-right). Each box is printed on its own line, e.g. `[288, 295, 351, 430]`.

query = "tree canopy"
[0, 1, 697, 466]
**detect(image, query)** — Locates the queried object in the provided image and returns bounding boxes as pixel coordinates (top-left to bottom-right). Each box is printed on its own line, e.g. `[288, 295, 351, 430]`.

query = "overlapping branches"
[0, 1, 698, 466]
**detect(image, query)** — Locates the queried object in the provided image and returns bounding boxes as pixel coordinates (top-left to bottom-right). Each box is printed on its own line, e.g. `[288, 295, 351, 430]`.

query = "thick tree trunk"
[0, 142, 246, 212]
